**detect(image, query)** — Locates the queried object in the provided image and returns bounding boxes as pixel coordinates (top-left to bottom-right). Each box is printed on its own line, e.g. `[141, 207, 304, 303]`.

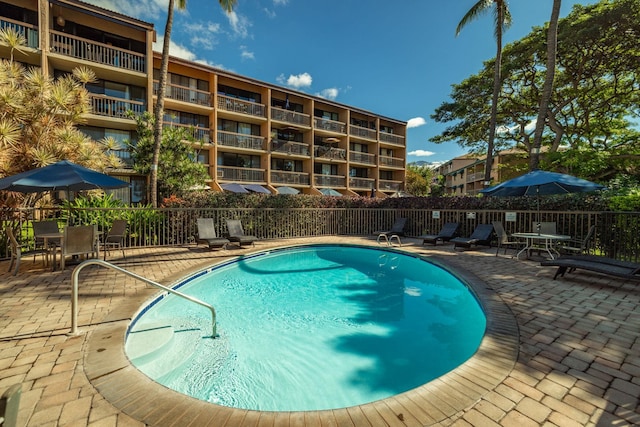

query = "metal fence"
[1, 208, 638, 262]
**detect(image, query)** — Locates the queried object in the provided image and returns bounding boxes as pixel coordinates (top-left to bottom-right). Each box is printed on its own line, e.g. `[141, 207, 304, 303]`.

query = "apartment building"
[1, 0, 407, 203]
[438, 149, 528, 196]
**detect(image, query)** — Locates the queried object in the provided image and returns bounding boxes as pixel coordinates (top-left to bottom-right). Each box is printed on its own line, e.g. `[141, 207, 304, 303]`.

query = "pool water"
[125, 245, 486, 411]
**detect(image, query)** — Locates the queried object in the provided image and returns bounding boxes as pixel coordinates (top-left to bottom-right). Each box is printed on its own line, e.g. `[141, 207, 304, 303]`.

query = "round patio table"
[511, 232, 571, 260]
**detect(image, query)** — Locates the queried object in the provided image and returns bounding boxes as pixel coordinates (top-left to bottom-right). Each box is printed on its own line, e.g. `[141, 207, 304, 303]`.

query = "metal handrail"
[70, 259, 217, 338]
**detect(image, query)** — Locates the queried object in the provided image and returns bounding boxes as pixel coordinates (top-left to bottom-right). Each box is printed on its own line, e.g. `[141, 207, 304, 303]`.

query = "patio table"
[511, 232, 571, 260]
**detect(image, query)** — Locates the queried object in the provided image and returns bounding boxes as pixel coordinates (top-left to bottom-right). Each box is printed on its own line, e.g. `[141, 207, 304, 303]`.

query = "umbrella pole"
[536, 186, 541, 234]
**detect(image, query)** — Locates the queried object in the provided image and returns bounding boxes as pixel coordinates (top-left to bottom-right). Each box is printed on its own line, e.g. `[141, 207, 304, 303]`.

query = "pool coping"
[84, 244, 519, 426]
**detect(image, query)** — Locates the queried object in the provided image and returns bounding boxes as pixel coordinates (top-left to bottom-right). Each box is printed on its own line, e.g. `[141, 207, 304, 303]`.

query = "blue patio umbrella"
[319, 188, 342, 197]
[0, 160, 129, 193]
[221, 183, 250, 194]
[276, 186, 299, 195]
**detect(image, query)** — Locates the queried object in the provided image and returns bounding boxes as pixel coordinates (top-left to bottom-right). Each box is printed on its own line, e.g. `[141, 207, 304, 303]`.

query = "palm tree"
[530, 0, 561, 171]
[151, 0, 237, 207]
[456, 0, 512, 186]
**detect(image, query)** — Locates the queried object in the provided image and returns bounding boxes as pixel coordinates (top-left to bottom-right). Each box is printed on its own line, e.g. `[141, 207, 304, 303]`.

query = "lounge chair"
[541, 255, 640, 281]
[450, 224, 494, 251]
[374, 217, 407, 246]
[492, 221, 523, 256]
[420, 222, 460, 245]
[102, 219, 127, 260]
[196, 218, 230, 250]
[225, 219, 257, 247]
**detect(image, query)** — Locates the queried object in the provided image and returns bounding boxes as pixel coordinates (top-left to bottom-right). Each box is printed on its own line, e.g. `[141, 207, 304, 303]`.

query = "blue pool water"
[125, 245, 486, 411]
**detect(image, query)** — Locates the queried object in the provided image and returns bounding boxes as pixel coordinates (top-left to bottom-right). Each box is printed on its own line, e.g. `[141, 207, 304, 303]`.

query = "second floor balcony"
[271, 108, 311, 127]
[379, 180, 402, 192]
[379, 156, 405, 168]
[217, 94, 265, 118]
[314, 117, 346, 134]
[349, 177, 375, 190]
[50, 31, 146, 73]
[349, 124, 377, 140]
[218, 166, 265, 182]
[314, 146, 346, 161]
[1, 18, 38, 48]
[153, 81, 211, 107]
[379, 131, 406, 147]
[217, 131, 265, 151]
[270, 170, 310, 185]
[90, 95, 145, 119]
[162, 122, 211, 143]
[271, 140, 310, 156]
[349, 151, 376, 165]
[315, 175, 346, 187]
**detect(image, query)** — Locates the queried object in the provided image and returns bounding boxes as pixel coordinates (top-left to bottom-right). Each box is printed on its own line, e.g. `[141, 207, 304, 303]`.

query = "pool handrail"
[70, 259, 218, 338]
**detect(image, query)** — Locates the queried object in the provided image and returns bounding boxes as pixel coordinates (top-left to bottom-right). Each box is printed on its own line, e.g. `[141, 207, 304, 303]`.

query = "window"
[217, 153, 261, 168]
[350, 143, 368, 153]
[314, 109, 339, 121]
[217, 119, 260, 135]
[350, 168, 368, 178]
[314, 163, 338, 175]
[272, 159, 303, 172]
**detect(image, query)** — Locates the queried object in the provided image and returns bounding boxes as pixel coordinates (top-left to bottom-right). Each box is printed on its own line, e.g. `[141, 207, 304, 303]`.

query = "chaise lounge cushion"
[541, 255, 640, 280]
[450, 224, 494, 250]
[420, 222, 460, 245]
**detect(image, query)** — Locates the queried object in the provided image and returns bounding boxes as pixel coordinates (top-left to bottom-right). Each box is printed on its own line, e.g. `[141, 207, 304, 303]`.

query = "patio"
[0, 236, 638, 426]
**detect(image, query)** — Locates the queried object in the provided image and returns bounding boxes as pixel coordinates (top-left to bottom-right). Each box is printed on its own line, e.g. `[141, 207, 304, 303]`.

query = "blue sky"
[86, 0, 594, 165]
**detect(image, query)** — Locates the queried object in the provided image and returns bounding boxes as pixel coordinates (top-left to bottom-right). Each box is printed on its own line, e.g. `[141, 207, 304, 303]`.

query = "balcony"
[349, 151, 376, 165]
[314, 146, 346, 161]
[271, 108, 311, 127]
[349, 177, 375, 189]
[314, 175, 346, 187]
[313, 117, 346, 134]
[217, 94, 265, 118]
[50, 31, 145, 73]
[270, 171, 310, 185]
[153, 81, 211, 107]
[466, 172, 485, 183]
[379, 155, 405, 168]
[379, 132, 405, 147]
[162, 122, 211, 143]
[270, 140, 310, 156]
[218, 166, 265, 182]
[349, 124, 377, 140]
[379, 180, 402, 192]
[1, 18, 38, 48]
[217, 131, 265, 150]
[90, 95, 145, 118]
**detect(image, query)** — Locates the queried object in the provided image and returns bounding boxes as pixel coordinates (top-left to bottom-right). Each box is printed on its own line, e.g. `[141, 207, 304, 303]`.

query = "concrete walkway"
[1, 237, 638, 426]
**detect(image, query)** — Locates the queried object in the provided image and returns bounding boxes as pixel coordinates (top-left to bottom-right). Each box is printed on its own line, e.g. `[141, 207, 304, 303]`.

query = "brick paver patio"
[1, 236, 638, 426]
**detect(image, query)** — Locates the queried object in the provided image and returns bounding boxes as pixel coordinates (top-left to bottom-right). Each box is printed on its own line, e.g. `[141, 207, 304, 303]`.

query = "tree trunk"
[530, 0, 561, 171]
[484, 6, 504, 186]
[151, 0, 175, 207]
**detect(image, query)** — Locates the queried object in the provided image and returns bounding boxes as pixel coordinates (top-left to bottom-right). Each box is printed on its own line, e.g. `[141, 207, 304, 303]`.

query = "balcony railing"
[379, 180, 402, 191]
[467, 172, 485, 183]
[379, 156, 405, 168]
[153, 81, 211, 107]
[217, 131, 265, 150]
[218, 166, 265, 182]
[90, 95, 145, 118]
[379, 132, 405, 146]
[349, 177, 375, 189]
[1, 18, 38, 48]
[313, 117, 346, 134]
[270, 171, 310, 185]
[349, 151, 376, 165]
[314, 175, 346, 187]
[270, 140, 310, 156]
[271, 108, 311, 127]
[314, 146, 346, 160]
[162, 122, 211, 143]
[50, 31, 146, 73]
[349, 125, 377, 140]
[217, 94, 265, 118]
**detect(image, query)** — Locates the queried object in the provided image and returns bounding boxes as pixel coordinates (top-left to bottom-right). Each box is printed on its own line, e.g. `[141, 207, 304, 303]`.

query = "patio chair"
[492, 221, 523, 256]
[102, 219, 127, 260]
[530, 221, 558, 255]
[7, 227, 48, 276]
[33, 220, 61, 264]
[450, 224, 494, 251]
[59, 225, 96, 271]
[420, 222, 460, 245]
[196, 218, 230, 250]
[0, 383, 21, 427]
[225, 219, 257, 247]
[374, 217, 407, 246]
[558, 225, 595, 255]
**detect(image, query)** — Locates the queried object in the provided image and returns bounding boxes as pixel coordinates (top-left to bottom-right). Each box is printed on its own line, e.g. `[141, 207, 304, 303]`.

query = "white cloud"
[227, 11, 251, 38]
[408, 150, 436, 157]
[273, 0, 289, 5]
[407, 117, 427, 128]
[240, 46, 255, 60]
[277, 72, 313, 89]
[153, 35, 196, 61]
[316, 88, 339, 100]
[83, 0, 165, 21]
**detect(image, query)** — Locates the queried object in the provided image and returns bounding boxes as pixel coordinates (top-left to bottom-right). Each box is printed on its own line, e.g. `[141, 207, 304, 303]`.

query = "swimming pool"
[125, 244, 486, 412]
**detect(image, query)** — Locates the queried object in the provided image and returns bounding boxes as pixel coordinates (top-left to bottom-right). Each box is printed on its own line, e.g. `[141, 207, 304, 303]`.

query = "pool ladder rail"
[70, 259, 218, 338]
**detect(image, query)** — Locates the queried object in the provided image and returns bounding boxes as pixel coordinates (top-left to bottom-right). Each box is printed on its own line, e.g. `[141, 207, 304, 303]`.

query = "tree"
[151, 0, 237, 207]
[456, 0, 512, 186]
[130, 112, 209, 199]
[406, 165, 436, 196]
[530, 0, 561, 170]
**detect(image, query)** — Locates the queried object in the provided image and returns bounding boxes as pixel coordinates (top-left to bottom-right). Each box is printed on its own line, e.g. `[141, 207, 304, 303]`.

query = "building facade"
[1, 0, 407, 202]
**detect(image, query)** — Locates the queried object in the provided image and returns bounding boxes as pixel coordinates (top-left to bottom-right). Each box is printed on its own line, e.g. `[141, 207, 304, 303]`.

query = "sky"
[84, 0, 596, 165]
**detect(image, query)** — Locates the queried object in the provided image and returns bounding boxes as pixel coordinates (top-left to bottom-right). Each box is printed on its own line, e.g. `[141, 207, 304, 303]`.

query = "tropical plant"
[151, 0, 237, 207]
[456, 0, 512, 185]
